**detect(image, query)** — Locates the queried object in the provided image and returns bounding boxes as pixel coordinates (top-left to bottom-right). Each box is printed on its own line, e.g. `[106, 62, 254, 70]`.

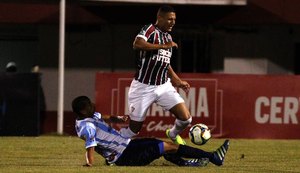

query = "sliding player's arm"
[101, 114, 128, 123]
[84, 147, 95, 167]
[80, 124, 97, 167]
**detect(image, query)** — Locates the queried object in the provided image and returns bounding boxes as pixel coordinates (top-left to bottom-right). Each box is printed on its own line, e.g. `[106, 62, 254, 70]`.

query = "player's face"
[80, 103, 95, 117]
[158, 12, 176, 32]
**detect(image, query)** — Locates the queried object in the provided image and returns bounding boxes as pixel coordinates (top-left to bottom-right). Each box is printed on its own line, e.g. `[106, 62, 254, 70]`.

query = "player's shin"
[163, 153, 187, 166]
[176, 144, 213, 160]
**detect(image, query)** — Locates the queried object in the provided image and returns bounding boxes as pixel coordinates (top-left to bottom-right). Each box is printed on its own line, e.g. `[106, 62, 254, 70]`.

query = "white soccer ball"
[189, 123, 211, 145]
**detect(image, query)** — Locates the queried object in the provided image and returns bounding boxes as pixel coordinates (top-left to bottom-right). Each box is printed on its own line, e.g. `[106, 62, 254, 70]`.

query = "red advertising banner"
[95, 72, 300, 139]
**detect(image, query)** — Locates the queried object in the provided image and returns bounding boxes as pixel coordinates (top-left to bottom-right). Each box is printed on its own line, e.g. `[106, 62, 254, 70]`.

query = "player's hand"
[178, 80, 190, 93]
[83, 163, 92, 167]
[109, 115, 129, 123]
[117, 115, 129, 122]
[164, 41, 178, 49]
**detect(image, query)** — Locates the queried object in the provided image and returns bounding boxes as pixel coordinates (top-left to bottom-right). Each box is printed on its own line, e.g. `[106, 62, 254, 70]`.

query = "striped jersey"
[75, 112, 131, 164]
[134, 24, 173, 85]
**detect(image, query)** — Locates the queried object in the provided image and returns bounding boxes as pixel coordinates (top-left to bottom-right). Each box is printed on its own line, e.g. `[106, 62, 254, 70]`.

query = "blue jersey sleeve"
[81, 123, 97, 148]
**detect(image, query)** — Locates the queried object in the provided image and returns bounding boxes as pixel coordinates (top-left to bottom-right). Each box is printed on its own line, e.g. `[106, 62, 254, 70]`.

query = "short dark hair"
[6, 62, 17, 73]
[157, 5, 175, 15]
[72, 96, 91, 115]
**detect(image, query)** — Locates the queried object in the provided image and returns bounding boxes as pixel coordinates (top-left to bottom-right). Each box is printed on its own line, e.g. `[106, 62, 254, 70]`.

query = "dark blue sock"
[163, 153, 187, 166]
[176, 145, 213, 159]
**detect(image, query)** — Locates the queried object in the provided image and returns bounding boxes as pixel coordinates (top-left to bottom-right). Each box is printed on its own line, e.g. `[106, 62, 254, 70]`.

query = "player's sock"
[176, 144, 213, 159]
[119, 127, 137, 138]
[210, 140, 230, 166]
[166, 117, 192, 145]
[170, 118, 192, 138]
[163, 153, 186, 166]
[163, 153, 208, 167]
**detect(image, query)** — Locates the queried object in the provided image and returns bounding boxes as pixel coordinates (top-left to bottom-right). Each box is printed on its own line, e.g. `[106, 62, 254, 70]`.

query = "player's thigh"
[163, 141, 178, 153]
[157, 83, 191, 120]
[157, 87, 184, 112]
[115, 138, 163, 166]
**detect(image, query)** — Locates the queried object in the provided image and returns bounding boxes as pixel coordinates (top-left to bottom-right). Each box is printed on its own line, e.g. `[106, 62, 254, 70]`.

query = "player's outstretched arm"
[102, 114, 128, 123]
[133, 37, 177, 50]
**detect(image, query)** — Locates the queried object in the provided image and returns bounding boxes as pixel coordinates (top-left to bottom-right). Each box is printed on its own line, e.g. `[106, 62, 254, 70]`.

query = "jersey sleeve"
[80, 123, 97, 148]
[136, 24, 155, 41]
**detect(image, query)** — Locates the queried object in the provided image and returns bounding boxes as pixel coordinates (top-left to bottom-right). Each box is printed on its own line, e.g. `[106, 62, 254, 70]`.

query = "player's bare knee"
[170, 103, 191, 120]
[163, 141, 179, 153]
[179, 111, 191, 121]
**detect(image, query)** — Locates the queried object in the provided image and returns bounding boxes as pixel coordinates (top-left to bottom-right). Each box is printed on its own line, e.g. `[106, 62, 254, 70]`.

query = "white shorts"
[128, 78, 184, 122]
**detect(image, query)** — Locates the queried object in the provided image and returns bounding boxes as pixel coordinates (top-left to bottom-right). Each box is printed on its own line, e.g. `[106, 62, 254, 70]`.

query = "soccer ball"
[189, 123, 211, 145]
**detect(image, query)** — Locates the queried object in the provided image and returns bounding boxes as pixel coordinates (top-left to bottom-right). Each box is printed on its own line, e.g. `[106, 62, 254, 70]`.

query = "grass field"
[0, 136, 299, 173]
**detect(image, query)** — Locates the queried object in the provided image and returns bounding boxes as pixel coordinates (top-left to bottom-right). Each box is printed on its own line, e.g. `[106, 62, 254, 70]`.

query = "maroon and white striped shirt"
[134, 24, 173, 85]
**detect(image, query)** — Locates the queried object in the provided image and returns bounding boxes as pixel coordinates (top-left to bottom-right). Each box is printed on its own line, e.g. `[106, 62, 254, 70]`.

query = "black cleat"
[184, 158, 209, 167]
[210, 140, 230, 166]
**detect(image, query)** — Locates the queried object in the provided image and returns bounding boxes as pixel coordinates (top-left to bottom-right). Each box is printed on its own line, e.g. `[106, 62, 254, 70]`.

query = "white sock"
[169, 117, 192, 139]
[120, 127, 138, 138]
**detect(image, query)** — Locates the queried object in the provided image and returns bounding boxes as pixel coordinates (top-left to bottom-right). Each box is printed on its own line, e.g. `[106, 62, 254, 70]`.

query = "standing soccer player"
[120, 5, 191, 145]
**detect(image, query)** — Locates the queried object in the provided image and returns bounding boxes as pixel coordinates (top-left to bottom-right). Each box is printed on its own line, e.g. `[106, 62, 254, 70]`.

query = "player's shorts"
[128, 78, 184, 122]
[114, 138, 164, 166]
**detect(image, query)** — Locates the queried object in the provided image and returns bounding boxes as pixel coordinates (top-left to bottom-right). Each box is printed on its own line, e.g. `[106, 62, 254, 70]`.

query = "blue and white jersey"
[75, 112, 131, 164]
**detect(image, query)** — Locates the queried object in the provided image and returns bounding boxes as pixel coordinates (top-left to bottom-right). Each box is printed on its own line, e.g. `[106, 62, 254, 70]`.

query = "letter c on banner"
[255, 96, 269, 124]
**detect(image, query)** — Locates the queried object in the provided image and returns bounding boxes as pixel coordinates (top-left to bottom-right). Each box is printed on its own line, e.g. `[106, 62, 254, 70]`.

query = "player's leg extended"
[120, 102, 151, 138]
[115, 138, 164, 166]
[167, 103, 192, 145]
[155, 79, 191, 145]
[121, 79, 156, 138]
[163, 153, 208, 167]
[163, 141, 208, 166]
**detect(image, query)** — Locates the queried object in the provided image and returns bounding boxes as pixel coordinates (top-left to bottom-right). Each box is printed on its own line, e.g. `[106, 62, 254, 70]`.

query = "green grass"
[0, 136, 299, 173]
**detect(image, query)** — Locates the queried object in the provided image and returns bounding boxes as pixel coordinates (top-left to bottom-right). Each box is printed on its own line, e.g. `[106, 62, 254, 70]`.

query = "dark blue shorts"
[115, 138, 164, 166]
